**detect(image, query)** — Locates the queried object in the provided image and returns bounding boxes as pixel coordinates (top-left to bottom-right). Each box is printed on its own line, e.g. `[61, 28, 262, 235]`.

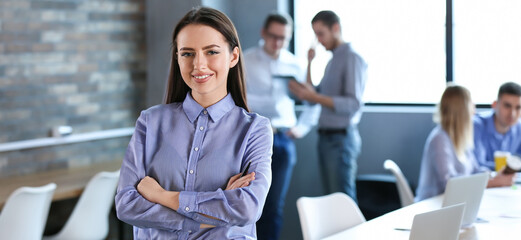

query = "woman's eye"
[180, 52, 194, 57]
[208, 50, 219, 55]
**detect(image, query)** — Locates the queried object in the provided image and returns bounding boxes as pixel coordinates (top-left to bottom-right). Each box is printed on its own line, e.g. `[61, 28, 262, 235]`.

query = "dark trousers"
[256, 131, 296, 240]
[318, 125, 361, 202]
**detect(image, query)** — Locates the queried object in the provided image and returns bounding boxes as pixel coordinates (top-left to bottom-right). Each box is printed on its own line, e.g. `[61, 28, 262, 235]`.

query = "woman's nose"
[193, 54, 207, 69]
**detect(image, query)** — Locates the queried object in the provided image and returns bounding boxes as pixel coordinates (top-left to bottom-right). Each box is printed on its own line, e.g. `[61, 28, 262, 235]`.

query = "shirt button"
[199, 126, 204, 131]
[188, 230, 192, 233]
[203, 110, 208, 114]
[185, 207, 190, 211]
[189, 170, 194, 174]
[194, 147, 199, 151]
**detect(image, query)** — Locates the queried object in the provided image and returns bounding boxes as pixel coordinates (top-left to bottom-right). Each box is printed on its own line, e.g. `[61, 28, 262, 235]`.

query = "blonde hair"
[434, 85, 473, 157]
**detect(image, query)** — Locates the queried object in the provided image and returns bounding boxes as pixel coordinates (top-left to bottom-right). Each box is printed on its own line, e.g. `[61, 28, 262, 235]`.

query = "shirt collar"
[257, 45, 276, 62]
[183, 92, 235, 123]
[486, 112, 506, 138]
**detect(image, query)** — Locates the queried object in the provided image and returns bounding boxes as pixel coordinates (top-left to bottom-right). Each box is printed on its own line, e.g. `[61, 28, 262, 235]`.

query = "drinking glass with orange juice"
[494, 151, 511, 172]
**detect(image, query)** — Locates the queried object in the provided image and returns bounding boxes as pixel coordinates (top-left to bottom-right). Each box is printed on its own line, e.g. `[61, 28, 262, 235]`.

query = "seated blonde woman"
[415, 85, 514, 201]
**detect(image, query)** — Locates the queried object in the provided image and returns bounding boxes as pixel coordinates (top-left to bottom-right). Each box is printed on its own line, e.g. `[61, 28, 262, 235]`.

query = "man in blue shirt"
[243, 13, 319, 240]
[289, 11, 367, 201]
[474, 82, 521, 170]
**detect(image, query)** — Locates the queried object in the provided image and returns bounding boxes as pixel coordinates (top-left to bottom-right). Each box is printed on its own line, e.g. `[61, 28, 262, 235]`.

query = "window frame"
[290, 0, 496, 108]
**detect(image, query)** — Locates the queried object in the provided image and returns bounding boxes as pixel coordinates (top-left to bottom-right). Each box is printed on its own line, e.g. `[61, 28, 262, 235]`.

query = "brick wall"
[0, 0, 146, 177]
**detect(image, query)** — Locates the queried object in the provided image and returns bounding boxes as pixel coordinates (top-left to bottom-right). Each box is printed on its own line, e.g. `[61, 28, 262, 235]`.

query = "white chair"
[44, 170, 120, 240]
[297, 192, 366, 240]
[0, 183, 57, 240]
[383, 159, 415, 207]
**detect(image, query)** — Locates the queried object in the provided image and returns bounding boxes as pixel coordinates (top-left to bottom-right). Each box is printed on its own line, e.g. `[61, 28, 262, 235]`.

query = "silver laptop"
[409, 203, 465, 240]
[442, 172, 489, 227]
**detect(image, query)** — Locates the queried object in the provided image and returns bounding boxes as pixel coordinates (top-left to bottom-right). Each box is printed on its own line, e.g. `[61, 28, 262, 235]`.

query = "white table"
[322, 186, 521, 239]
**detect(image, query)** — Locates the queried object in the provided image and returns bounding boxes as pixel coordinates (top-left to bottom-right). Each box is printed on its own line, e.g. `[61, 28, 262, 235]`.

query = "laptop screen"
[442, 172, 489, 227]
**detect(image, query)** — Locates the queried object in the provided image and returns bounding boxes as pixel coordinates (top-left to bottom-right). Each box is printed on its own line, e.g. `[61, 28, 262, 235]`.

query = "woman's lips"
[192, 74, 212, 83]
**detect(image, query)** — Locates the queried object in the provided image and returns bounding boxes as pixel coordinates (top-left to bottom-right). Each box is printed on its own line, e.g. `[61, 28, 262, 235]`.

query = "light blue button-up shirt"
[318, 43, 367, 128]
[115, 93, 273, 239]
[473, 111, 521, 170]
[415, 125, 480, 201]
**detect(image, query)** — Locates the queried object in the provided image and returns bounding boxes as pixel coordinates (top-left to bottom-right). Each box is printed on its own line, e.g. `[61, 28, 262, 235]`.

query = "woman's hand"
[225, 172, 255, 190]
[137, 176, 180, 210]
[137, 176, 165, 204]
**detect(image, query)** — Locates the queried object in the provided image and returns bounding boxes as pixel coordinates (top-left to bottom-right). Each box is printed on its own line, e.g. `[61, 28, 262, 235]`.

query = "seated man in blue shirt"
[474, 82, 521, 170]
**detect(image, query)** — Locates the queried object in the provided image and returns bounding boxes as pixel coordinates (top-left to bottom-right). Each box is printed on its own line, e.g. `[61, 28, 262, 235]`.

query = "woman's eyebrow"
[203, 44, 221, 50]
[179, 44, 221, 51]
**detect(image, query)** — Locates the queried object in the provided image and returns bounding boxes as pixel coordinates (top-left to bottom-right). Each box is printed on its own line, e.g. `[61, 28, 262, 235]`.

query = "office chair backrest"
[0, 183, 56, 240]
[384, 159, 415, 207]
[297, 192, 366, 240]
[44, 170, 120, 240]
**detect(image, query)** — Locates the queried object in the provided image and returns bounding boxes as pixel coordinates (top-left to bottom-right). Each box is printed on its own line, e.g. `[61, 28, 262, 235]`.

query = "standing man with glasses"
[243, 12, 319, 240]
[289, 10, 367, 202]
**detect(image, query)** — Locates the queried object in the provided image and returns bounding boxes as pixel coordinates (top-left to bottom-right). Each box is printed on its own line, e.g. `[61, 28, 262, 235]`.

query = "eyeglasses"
[265, 31, 288, 42]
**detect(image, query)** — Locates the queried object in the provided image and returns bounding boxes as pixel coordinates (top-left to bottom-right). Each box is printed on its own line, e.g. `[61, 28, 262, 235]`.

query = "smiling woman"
[176, 24, 239, 107]
[164, 7, 249, 111]
[115, 7, 273, 239]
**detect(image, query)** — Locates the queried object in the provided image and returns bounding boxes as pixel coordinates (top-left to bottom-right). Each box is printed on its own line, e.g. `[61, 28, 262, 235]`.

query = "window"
[453, 0, 521, 104]
[294, 0, 446, 104]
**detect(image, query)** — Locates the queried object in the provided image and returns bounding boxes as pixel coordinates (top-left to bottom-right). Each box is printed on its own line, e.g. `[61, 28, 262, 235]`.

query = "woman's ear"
[229, 46, 239, 68]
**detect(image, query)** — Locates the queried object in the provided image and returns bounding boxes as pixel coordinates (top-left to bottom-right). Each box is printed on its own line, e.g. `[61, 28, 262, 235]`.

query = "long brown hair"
[435, 85, 473, 157]
[164, 7, 249, 111]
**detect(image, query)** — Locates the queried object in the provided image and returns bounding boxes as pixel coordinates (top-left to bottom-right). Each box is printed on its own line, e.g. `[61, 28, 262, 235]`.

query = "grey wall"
[146, 0, 203, 106]
[358, 107, 436, 186]
[220, 0, 280, 50]
[205, 0, 286, 50]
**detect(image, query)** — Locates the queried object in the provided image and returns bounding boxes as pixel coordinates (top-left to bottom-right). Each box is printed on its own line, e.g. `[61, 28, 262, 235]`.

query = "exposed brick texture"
[0, 0, 146, 177]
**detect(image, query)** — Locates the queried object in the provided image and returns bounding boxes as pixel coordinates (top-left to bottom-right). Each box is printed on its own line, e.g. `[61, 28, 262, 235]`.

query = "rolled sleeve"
[334, 52, 366, 115]
[332, 96, 360, 115]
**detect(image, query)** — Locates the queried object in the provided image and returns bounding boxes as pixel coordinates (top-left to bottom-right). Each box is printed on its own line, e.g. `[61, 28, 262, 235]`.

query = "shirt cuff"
[178, 190, 227, 227]
[178, 191, 198, 217]
[181, 217, 200, 234]
[292, 124, 311, 137]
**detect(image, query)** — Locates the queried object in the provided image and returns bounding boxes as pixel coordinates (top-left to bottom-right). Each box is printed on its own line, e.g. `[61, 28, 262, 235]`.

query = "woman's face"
[176, 24, 239, 105]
